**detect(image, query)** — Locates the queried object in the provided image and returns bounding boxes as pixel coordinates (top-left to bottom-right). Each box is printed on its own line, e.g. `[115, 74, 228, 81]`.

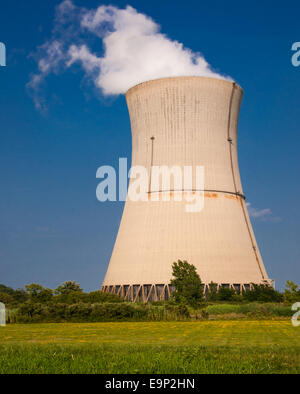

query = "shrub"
[166, 303, 190, 320]
[66, 303, 92, 320]
[243, 284, 283, 303]
[145, 303, 190, 321]
[15, 302, 146, 323]
[14, 301, 192, 323]
[16, 303, 47, 323]
[206, 282, 218, 301]
[217, 287, 236, 301]
[206, 303, 292, 318]
[87, 291, 123, 304]
[207, 304, 240, 315]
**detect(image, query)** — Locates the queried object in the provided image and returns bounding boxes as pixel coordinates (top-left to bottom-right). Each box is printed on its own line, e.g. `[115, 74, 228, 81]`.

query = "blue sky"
[0, 0, 299, 291]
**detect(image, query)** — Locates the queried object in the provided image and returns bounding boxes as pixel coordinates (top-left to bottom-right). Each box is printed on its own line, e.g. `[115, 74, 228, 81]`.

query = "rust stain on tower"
[102, 76, 272, 302]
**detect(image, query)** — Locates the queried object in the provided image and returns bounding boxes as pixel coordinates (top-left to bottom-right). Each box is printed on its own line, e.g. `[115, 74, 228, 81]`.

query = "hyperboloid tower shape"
[102, 77, 272, 301]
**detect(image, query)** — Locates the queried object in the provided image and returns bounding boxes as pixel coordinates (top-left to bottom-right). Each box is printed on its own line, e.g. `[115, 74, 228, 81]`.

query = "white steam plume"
[28, 0, 232, 110]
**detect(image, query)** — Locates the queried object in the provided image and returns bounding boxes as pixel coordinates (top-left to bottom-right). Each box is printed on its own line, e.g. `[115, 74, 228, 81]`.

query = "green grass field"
[0, 321, 299, 373]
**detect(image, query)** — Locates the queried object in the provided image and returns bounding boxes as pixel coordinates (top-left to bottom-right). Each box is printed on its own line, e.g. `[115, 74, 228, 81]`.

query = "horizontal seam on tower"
[147, 189, 246, 199]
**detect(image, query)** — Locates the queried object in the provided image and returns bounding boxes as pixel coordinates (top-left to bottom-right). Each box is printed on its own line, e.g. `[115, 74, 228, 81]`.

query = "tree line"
[1, 261, 299, 309]
[170, 260, 299, 306]
[0, 281, 121, 306]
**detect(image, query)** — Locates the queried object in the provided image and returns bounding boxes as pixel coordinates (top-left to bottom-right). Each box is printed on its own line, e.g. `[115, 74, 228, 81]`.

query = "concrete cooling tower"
[102, 76, 272, 302]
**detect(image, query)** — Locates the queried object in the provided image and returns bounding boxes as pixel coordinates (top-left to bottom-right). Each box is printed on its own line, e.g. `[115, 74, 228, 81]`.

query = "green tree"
[0, 284, 28, 304]
[12, 289, 29, 303]
[284, 280, 300, 304]
[55, 281, 83, 296]
[0, 292, 14, 305]
[170, 260, 204, 307]
[0, 284, 14, 296]
[25, 283, 53, 303]
[54, 291, 86, 304]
